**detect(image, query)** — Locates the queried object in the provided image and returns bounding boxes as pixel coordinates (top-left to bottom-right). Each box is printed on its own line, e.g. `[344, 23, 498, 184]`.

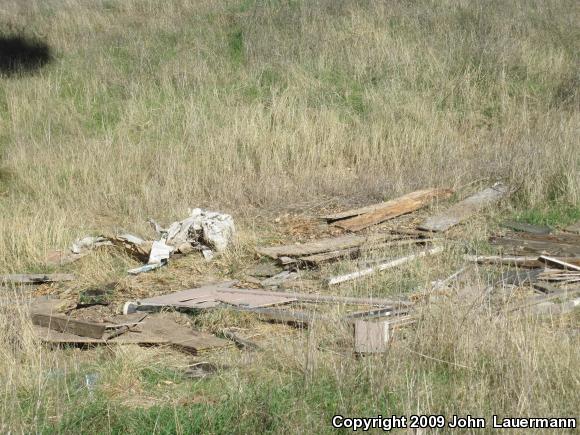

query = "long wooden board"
[135, 282, 297, 310]
[331, 189, 453, 232]
[418, 184, 509, 232]
[297, 238, 429, 266]
[256, 233, 397, 259]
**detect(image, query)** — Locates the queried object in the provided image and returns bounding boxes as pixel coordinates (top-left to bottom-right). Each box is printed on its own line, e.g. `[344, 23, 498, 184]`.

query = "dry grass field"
[0, 0, 579, 433]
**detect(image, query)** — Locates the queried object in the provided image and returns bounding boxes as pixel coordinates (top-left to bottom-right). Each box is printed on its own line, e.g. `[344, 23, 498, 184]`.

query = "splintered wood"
[419, 183, 509, 232]
[323, 188, 453, 232]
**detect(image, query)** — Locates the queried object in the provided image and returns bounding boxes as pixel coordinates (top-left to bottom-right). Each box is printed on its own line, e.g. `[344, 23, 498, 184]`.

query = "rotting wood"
[418, 183, 509, 232]
[1, 273, 75, 285]
[31, 313, 106, 339]
[327, 246, 444, 286]
[256, 233, 398, 259]
[326, 188, 453, 232]
[538, 255, 580, 271]
[298, 238, 430, 266]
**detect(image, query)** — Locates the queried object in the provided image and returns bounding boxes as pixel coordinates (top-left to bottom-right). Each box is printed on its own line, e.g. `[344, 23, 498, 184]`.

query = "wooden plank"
[298, 238, 429, 266]
[1, 273, 75, 285]
[538, 255, 580, 271]
[354, 320, 390, 353]
[256, 233, 396, 259]
[337, 189, 452, 232]
[418, 184, 509, 232]
[134, 283, 297, 310]
[327, 246, 444, 286]
[323, 189, 452, 221]
[329, 188, 453, 232]
[31, 313, 106, 339]
[214, 287, 411, 308]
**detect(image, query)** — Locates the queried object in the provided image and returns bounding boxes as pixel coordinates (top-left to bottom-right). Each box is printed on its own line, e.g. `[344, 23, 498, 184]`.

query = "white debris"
[151, 208, 235, 254]
[148, 240, 174, 265]
[71, 236, 111, 254]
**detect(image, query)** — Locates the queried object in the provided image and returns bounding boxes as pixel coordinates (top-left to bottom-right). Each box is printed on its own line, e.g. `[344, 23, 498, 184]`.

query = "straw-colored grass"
[0, 0, 578, 432]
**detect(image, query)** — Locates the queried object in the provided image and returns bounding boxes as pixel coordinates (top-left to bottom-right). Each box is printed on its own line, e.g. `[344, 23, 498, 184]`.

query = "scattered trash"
[85, 373, 100, 397]
[28, 183, 580, 360]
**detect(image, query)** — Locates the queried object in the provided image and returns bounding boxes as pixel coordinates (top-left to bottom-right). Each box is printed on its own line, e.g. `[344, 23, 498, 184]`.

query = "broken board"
[418, 184, 509, 232]
[132, 282, 298, 310]
[34, 314, 231, 354]
[256, 233, 399, 259]
[325, 188, 453, 232]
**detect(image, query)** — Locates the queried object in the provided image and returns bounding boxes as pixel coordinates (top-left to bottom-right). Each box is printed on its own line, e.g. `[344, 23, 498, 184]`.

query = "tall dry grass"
[0, 0, 579, 432]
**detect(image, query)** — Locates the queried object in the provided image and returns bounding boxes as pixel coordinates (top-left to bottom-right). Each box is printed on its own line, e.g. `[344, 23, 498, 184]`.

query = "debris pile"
[44, 208, 235, 275]
[10, 183, 580, 356]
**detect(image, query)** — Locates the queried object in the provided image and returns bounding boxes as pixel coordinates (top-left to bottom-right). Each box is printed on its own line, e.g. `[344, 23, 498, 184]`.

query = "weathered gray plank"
[298, 238, 429, 266]
[418, 184, 509, 232]
[255, 233, 396, 259]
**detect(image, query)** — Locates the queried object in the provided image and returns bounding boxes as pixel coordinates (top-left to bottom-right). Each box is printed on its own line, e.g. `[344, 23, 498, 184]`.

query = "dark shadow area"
[0, 35, 52, 76]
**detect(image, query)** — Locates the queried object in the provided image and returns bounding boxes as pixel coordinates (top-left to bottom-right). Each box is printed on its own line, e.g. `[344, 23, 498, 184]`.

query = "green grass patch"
[512, 203, 580, 227]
